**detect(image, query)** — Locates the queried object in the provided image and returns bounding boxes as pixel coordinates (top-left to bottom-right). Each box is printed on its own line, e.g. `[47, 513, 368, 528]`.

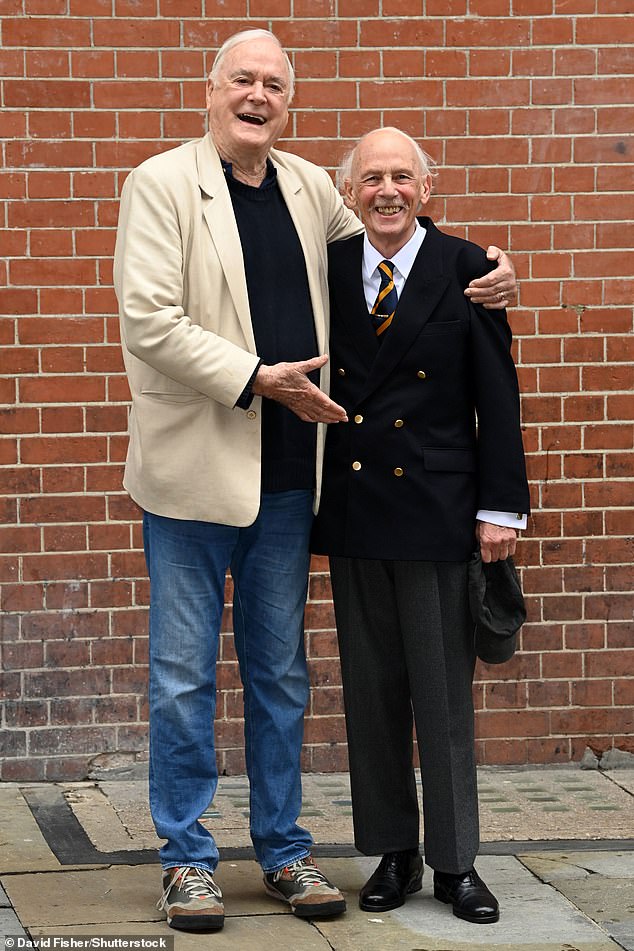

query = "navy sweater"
[226, 165, 318, 493]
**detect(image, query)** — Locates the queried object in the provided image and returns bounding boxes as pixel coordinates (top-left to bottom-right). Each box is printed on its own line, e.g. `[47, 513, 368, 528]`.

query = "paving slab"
[609, 769, 634, 797]
[0, 786, 61, 873]
[521, 850, 634, 951]
[0, 905, 28, 940]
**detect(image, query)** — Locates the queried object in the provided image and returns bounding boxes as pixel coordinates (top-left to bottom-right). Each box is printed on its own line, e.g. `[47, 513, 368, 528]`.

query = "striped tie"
[371, 260, 398, 338]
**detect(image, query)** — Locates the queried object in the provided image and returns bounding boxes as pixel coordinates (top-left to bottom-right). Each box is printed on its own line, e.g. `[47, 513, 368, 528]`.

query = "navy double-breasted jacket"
[311, 217, 531, 562]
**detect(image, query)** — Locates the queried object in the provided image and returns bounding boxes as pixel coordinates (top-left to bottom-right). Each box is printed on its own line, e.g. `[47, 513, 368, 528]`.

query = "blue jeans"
[143, 490, 315, 873]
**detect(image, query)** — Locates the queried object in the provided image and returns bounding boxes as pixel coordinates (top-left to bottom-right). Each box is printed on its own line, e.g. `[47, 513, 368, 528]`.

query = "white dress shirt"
[362, 223, 527, 531]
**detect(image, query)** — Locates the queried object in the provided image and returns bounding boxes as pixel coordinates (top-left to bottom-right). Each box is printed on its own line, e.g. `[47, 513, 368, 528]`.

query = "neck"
[228, 158, 268, 187]
[214, 139, 270, 187]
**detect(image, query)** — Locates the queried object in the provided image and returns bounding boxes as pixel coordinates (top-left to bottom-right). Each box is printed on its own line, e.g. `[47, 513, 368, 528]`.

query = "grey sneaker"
[157, 866, 224, 931]
[264, 855, 346, 918]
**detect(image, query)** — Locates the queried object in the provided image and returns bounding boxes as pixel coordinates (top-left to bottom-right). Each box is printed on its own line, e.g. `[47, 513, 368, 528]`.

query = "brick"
[598, 106, 634, 134]
[527, 681, 570, 708]
[383, 50, 425, 77]
[3, 18, 92, 47]
[94, 81, 180, 109]
[71, 50, 115, 78]
[358, 79, 441, 110]
[0, 524, 41, 554]
[582, 365, 633, 391]
[25, 49, 70, 78]
[5, 80, 91, 109]
[93, 19, 180, 47]
[485, 681, 527, 710]
[23, 552, 108, 582]
[2, 641, 44, 670]
[74, 111, 117, 139]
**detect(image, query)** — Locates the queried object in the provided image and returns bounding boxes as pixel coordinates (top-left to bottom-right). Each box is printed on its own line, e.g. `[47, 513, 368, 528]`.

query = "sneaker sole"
[292, 898, 347, 919]
[168, 913, 225, 932]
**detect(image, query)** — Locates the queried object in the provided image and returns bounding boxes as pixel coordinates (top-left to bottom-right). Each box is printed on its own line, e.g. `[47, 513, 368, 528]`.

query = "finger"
[466, 272, 496, 291]
[486, 245, 503, 261]
[483, 295, 509, 310]
[297, 354, 329, 373]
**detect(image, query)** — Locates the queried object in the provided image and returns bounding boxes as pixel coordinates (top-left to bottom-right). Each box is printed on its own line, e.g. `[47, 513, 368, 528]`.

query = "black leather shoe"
[433, 867, 499, 923]
[359, 849, 424, 912]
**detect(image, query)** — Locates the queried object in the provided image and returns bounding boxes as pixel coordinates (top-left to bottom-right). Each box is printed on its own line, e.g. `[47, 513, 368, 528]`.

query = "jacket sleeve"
[460, 245, 531, 515]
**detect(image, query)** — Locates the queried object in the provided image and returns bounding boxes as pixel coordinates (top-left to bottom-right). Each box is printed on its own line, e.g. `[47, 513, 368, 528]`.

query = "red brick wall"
[1, 4, 632, 780]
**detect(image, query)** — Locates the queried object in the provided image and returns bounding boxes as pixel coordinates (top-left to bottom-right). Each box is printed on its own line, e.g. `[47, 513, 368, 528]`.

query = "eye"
[267, 82, 285, 94]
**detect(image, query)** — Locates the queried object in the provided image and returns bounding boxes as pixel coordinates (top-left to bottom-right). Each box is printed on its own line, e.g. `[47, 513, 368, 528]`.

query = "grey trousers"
[329, 556, 479, 874]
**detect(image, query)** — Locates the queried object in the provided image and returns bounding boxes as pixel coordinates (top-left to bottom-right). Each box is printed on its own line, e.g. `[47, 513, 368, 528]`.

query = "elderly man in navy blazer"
[312, 128, 530, 925]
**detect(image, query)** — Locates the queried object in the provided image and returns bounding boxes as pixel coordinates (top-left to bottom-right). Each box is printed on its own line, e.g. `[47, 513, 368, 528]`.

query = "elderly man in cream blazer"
[114, 28, 516, 933]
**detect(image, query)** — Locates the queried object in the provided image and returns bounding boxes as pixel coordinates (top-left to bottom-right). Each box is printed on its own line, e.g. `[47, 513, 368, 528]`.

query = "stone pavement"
[1, 765, 633, 951]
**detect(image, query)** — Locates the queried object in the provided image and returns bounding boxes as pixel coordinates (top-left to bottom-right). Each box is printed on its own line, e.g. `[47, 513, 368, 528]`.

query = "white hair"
[209, 29, 295, 104]
[337, 127, 437, 191]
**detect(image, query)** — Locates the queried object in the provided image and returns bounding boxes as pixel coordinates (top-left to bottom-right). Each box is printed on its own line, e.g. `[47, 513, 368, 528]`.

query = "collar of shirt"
[362, 220, 427, 311]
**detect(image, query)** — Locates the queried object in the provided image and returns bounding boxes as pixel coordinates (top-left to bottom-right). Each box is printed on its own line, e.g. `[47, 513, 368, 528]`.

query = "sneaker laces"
[157, 866, 222, 910]
[273, 857, 330, 888]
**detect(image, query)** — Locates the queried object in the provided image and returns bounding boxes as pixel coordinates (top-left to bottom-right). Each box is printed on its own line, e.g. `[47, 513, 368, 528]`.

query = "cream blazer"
[114, 133, 361, 526]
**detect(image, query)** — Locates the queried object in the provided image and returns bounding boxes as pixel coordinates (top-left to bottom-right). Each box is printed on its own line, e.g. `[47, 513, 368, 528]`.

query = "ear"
[418, 174, 432, 209]
[343, 179, 357, 211]
[205, 76, 214, 111]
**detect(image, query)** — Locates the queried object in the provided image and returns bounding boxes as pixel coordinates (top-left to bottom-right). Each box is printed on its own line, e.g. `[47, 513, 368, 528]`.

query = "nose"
[247, 81, 266, 103]
[378, 175, 397, 196]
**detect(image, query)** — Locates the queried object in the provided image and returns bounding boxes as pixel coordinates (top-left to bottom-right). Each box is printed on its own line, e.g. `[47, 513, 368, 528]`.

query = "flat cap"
[468, 551, 526, 665]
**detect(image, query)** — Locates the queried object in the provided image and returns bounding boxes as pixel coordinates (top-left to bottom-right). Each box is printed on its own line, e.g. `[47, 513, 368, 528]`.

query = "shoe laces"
[157, 866, 222, 910]
[273, 857, 330, 888]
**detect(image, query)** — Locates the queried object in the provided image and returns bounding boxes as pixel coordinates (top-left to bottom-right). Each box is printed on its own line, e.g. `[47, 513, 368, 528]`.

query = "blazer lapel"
[329, 235, 380, 369]
[196, 134, 255, 350]
[359, 220, 450, 402]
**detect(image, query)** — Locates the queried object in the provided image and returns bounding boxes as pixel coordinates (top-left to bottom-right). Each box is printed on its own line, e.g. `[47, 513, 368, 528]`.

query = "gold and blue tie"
[371, 260, 398, 338]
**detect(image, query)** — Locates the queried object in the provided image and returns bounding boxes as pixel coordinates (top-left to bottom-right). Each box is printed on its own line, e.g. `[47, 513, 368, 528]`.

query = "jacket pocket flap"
[423, 448, 476, 472]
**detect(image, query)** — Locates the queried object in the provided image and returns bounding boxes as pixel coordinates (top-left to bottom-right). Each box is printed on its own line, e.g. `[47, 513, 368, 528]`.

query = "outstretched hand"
[252, 355, 348, 423]
[465, 246, 517, 310]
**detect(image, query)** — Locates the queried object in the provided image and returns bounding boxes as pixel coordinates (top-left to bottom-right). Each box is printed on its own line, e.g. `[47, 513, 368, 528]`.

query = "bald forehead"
[352, 131, 421, 178]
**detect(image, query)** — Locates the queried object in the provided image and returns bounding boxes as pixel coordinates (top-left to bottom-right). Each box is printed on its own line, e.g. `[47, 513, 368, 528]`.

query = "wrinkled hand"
[476, 521, 517, 563]
[252, 355, 348, 423]
[465, 246, 517, 310]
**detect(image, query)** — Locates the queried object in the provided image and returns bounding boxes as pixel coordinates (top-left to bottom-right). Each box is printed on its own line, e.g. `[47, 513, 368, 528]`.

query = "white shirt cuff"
[477, 509, 527, 530]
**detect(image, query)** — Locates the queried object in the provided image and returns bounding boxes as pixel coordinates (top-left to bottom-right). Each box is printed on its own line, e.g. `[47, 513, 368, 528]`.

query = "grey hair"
[337, 127, 437, 191]
[209, 29, 295, 104]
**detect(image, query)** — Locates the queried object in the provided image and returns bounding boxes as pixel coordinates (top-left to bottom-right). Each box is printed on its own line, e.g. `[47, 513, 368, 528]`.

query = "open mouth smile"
[237, 113, 266, 125]
[375, 205, 404, 216]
